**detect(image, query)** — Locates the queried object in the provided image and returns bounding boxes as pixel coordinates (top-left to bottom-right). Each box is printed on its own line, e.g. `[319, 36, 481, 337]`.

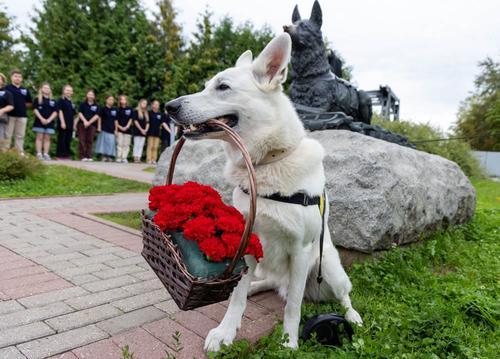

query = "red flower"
[244, 234, 264, 262]
[216, 215, 245, 234]
[184, 216, 216, 242]
[198, 237, 228, 262]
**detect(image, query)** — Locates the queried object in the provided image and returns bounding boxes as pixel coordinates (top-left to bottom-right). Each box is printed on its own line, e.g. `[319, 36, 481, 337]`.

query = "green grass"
[0, 164, 150, 198]
[143, 166, 156, 173]
[95, 211, 142, 230]
[209, 179, 500, 359]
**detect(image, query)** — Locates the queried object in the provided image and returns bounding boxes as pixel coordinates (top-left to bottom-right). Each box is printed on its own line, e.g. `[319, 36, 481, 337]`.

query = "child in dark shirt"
[96, 95, 117, 162]
[32, 83, 58, 160]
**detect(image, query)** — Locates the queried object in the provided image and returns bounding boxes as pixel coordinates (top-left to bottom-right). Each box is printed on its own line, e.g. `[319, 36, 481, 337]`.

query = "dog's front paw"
[345, 308, 363, 326]
[204, 326, 237, 352]
[282, 338, 298, 349]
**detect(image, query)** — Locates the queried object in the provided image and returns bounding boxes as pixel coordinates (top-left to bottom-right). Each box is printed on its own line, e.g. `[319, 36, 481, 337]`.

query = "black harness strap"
[239, 186, 326, 288]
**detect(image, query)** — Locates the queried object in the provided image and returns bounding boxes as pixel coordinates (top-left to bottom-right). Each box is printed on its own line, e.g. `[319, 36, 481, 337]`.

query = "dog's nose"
[165, 99, 182, 115]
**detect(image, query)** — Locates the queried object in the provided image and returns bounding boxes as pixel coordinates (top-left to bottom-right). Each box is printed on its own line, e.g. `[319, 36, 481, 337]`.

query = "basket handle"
[166, 120, 257, 276]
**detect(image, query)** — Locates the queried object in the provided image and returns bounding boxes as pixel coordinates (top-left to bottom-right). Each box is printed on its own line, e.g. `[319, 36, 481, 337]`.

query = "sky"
[3, 0, 500, 131]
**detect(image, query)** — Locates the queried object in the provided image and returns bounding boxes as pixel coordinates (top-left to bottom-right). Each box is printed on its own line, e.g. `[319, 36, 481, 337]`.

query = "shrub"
[372, 116, 484, 178]
[0, 151, 44, 181]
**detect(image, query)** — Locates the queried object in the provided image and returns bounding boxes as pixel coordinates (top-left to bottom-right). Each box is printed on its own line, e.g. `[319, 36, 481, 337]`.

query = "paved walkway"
[0, 168, 284, 359]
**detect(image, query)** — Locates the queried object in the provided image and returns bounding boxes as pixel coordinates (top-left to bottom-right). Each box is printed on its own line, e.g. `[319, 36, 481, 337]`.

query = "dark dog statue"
[284, 0, 373, 124]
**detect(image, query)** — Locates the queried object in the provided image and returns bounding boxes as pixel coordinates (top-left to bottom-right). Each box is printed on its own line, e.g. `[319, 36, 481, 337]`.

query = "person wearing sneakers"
[75, 90, 99, 161]
[32, 83, 58, 161]
[95, 95, 117, 162]
[146, 100, 162, 164]
[55, 85, 76, 159]
[0, 73, 14, 149]
[132, 99, 149, 163]
[115, 95, 133, 163]
[2, 69, 32, 154]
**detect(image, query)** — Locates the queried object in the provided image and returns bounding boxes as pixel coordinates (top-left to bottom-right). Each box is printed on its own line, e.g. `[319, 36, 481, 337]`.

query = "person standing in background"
[0, 73, 14, 149]
[2, 69, 32, 154]
[115, 95, 133, 163]
[32, 83, 58, 160]
[146, 100, 162, 164]
[160, 109, 173, 154]
[132, 99, 149, 163]
[55, 85, 76, 159]
[95, 95, 117, 162]
[75, 90, 99, 161]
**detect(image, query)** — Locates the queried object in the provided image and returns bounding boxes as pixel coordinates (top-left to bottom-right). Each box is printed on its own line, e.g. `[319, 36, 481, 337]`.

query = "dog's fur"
[285, 0, 373, 124]
[166, 33, 362, 352]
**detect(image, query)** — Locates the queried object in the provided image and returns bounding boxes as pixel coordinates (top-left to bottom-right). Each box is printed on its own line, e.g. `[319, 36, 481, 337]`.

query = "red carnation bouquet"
[149, 181, 263, 263]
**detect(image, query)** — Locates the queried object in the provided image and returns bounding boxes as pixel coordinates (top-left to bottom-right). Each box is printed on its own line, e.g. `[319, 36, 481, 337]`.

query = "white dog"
[165, 33, 362, 352]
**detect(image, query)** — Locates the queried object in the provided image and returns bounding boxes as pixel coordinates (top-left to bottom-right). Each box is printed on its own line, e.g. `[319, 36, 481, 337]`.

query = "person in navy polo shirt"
[0, 73, 14, 149]
[75, 90, 100, 161]
[132, 99, 149, 163]
[2, 69, 32, 154]
[32, 83, 58, 160]
[55, 85, 76, 159]
[160, 109, 175, 154]
[146, 100, 163, 164]
[95, 95, 117, 162]
[115, 95, 133, 163]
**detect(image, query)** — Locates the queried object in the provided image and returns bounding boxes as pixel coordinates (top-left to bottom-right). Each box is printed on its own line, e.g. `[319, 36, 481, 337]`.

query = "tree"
[23, 0, 165, 103]
[0, 2, 21, 76]
[455, 57, 500, 151]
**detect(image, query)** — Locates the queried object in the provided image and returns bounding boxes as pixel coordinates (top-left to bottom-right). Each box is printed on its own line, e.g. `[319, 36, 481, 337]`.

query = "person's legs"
[123, 134, 131, 162]
[86, 126, 96, 159]
[35, 132, 43, 155]
[77, 124, 86, 159]
[146, 137, 153, 163]
[2, 116, 16, 151]
[0, 123, 7, 151]
[152, 137, 160, 163]
[64, 130, 73, 157]
[13, 117, 27, 153]
[43, 133, 51, 158]
[133, 136, 145, 162]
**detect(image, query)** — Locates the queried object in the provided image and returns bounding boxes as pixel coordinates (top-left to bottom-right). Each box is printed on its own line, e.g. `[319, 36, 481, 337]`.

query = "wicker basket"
[141, 120, 257, 310]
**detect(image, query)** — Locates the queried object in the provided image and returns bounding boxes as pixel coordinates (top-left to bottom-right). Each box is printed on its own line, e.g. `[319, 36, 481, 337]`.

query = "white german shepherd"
[165, 33, 362, 352]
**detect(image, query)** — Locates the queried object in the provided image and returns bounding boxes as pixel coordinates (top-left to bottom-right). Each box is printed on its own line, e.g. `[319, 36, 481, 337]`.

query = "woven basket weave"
[141, 120, 257, 310]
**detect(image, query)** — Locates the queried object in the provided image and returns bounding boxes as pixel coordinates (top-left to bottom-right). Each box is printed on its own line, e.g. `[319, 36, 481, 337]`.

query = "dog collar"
[257, 147, 298, 165]
[239, 186, 322, 208]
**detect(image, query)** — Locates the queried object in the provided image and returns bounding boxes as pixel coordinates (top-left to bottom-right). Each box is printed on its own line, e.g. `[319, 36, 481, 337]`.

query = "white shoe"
[87, 158, 94, 162]
[42, 153, 51, 161]
[36, 153, 43, 160]
[81, 158, 88, 162]
[123, 159, 128, 163]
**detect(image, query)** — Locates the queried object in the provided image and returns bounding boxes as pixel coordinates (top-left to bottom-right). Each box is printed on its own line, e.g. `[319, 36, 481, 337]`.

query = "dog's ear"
[252, 33, 291, 89]
[235, 50, 253, 67]
[292, 4, 301, 23]
[310, 0, 322, 28]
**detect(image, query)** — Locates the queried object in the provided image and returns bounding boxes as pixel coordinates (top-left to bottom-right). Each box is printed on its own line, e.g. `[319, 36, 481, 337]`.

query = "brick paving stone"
[194, 303, 227, 322]
[0, 300, 25, 315]
[143, 317, 206, 359]
[45, 304, 123, 332]
[64, 288, 130, 311]
[48, 352, 79, 359]
[122, 279, 163, 295]
[37, 253, 88, 265]
[71, 339, 122, 359]
[0, 265, 47, 281]
[243, 300, 271, 320]
[70, 253, 121, 267]
[17, 324, 108, 359]
[93, 265, 144, 280]
[154, 300, 179, 315]
[56, 263, 111, 278]
[0, 302, 74, 330]
[0, 346, 26, 359]
[3, 278, 73, 300]
[106, 256, 145, 268]
[111, 327, 169, 359]
[1, 272, 66, 290]
[0, 259, 35, 272]
[253, 293, 285, 311]
[236, 312, 282, 342]
[172, 311, 219, 338]
[18, 287, 89, 308]
[111, 289, 168, 313]
[0, 322, 55, 348]
[97, 307, 166, 335]
[68, 274, 100, 286]
[80, 274, 138, 293]
[130, 270, 157, 281]
[41, 261, 78, 272]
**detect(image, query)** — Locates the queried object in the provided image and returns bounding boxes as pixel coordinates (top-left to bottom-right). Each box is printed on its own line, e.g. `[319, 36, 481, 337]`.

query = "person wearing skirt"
[132, 99, 149, 163]
[95, 95, 117, 162]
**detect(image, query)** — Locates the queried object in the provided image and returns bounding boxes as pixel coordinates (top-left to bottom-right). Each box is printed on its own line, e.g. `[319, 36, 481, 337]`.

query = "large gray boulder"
[154, 130, 476, 253]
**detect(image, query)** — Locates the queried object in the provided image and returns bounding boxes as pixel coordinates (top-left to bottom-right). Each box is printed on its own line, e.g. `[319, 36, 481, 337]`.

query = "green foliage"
[165, 12, 274, 99]
[210, 179, 500, 359]
[23, 0, 165, 103]
[455, 57, 500, 151]
[0, 164, 149, 198]
[373, 116, 483, 178]
[95, 211, 142, 230]
[0, 151, 44, 181]
[0, 2, 21, 75]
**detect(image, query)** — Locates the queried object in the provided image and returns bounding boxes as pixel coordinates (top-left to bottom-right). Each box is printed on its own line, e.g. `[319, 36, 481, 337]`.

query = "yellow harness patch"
[319, 194, 325, 216]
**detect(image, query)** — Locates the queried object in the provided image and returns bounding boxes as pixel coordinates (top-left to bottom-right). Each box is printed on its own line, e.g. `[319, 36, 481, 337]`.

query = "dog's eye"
[217, 83, 230, 91]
